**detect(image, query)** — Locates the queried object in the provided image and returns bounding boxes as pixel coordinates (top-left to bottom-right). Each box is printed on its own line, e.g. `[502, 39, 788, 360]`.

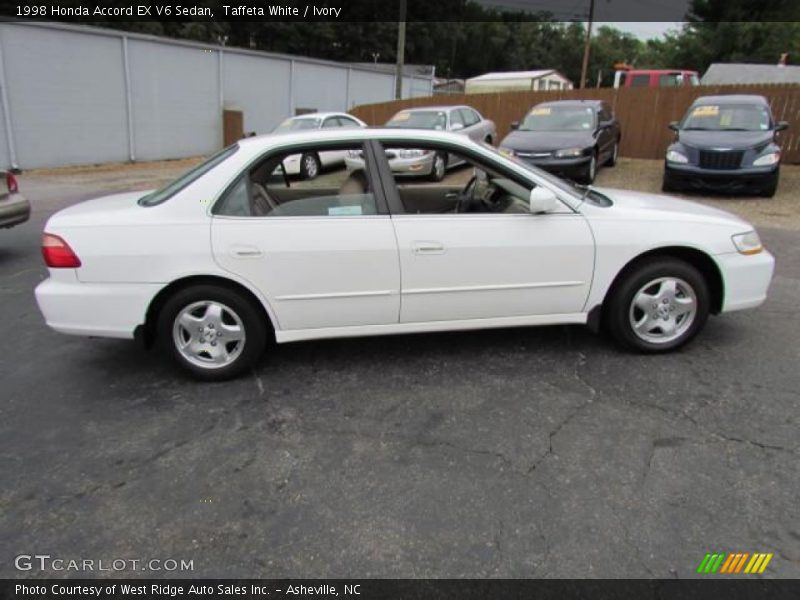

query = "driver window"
[379, 144, 532, 215]
[213, 143, 377, 217]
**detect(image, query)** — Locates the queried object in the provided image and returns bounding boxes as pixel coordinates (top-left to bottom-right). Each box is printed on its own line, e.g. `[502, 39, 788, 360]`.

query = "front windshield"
[138, 145, 238, 207]
[681, 104, 771, 131]
[481, 142, 582, 201]
[273, 118, 321, 133]
[385, 110, 447, 130]
[520, 105, 595, 132]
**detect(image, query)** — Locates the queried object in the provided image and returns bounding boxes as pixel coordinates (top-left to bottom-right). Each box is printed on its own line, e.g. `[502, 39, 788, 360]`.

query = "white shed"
[465, 69, 574, 94]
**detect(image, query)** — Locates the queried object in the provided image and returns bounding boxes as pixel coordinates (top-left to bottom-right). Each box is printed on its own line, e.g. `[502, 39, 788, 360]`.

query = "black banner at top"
[1, 0, 800, 22]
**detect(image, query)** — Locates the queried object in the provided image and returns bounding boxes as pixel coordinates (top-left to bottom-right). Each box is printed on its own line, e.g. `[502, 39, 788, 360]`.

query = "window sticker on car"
[328, 205, 363, 216]
[692, 105, 719, 117]
[531, 107, 551, 115]
[391, 112, 411, 122]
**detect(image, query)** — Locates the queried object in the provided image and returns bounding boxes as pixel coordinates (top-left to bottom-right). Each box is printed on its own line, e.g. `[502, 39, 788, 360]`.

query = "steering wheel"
[455, 175, 478, 213]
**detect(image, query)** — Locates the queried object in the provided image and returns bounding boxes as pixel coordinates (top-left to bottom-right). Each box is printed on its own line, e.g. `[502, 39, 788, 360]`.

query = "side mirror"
[529, 187, 559, 214]
[450, 122, 465, 131]
[668, 121, 679, 132]
[510, 121, 520, 130]
[776, 121, 789, 132]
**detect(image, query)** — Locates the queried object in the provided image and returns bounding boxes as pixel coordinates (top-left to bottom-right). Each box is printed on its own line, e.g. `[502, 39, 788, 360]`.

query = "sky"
[601, 22, 683, 39]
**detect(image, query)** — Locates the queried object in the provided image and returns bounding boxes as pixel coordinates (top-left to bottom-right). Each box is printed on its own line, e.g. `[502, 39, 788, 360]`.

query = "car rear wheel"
[158, 285, 267, 381]
[605, 258, 709, 353]
[581, 151, 597, 184]
[607, 139, 619, 167]
[430, 152, 447, 182]
[300, 153, 321, 180]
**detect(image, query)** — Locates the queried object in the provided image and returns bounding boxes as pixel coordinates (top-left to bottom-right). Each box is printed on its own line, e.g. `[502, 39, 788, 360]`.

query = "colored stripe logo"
[697, 552, 773, 574]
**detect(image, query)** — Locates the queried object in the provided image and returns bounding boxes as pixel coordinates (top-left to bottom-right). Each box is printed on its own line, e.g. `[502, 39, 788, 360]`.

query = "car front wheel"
[605, 258, 709, 353]
[581, 151, 597, 184]
[300, 153, 321, 180]
[430, 152, 447, 181]
[158, 285, 268, 381]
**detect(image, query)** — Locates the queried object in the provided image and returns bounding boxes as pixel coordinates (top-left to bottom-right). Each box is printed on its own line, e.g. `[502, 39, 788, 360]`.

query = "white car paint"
[35, 129, 774, 352]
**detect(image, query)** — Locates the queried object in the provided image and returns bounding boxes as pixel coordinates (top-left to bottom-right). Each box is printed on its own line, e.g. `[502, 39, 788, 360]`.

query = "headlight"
[397, 149, 429, 159]
[753, 151, 780, 167]
[498, 147, 515, 157]
[732, 231, 763, 255]
[555, 147, 584, 158]
[666, 149, 688, 164]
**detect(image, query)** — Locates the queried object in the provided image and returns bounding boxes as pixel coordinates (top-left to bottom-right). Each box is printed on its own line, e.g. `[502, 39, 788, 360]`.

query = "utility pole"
[395, 0, 407, 100]
[579, 0, 595, 89]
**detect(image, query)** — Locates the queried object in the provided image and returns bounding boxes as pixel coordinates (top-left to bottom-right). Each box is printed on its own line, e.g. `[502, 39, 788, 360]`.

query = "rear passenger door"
[211, 141, 400, 333]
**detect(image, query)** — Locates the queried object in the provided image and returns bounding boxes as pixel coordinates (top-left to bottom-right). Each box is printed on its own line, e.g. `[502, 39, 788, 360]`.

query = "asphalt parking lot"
[1, 160, 799, 579]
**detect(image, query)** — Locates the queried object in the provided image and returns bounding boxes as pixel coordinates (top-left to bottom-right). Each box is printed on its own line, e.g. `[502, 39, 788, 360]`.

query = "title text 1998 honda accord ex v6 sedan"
[35, 129, 774, 380]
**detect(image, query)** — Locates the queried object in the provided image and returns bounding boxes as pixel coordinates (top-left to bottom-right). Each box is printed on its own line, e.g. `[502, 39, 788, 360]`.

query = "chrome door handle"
[413, 242, 445, 255]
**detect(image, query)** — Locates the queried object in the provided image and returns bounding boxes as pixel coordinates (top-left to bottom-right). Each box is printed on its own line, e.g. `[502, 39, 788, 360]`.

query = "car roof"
[239, 127, 476, 150]
[285, 112, 358, 120]
[691, 94, 769, 106]
[534, 99, 602, 108]
[393, 105, 471, 113]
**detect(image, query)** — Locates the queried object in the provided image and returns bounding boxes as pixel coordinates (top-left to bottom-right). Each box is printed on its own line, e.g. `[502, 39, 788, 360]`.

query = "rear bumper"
[717, 249, 775, 312]
[665, 164, 778, 192]
[0, 194, 30, 228]
[35, 273, 161, 338]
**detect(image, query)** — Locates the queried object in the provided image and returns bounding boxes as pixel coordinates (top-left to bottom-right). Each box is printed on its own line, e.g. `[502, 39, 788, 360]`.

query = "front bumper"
[35, 272, 162, 339]
[717, 249, 775, 312]
[665, 163, 778, 192]
[346, 154, 434, 177]
[0, 193, 30, 228]
[516, 155, 591, 179]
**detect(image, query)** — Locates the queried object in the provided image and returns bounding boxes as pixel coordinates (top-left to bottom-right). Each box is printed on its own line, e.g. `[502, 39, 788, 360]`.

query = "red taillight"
[6, 172, 18, 194]
[41, 233, 81, 268]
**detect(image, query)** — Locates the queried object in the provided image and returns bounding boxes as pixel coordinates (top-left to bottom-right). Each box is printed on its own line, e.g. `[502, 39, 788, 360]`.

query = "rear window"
[138, 145, 238, 207]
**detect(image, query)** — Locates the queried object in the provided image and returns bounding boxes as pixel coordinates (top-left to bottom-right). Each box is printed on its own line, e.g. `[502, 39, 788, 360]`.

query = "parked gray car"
[345, 105, 496, 181]
[0, 170, 29, 229]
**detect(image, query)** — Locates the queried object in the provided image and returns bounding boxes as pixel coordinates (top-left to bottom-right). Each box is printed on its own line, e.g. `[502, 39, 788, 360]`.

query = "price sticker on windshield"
[530, 107, 551, 116]
[391, 112, 411, 122]
[691, 105, 719, 117]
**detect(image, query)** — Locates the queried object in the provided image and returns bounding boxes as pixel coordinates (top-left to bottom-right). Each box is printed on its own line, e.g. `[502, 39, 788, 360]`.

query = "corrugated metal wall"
[0, 22, 434, 169]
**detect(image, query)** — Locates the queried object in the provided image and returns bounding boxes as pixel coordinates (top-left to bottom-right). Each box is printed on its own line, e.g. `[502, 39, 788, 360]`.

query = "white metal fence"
[0, 22, 434, 169]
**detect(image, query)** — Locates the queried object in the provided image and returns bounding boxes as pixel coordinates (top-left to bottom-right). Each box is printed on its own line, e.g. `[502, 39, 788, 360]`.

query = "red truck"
[613, 66, 699, 89]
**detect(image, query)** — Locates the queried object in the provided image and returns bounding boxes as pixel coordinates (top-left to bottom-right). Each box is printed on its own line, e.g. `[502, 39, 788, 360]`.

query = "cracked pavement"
[1, 165, 799, 579]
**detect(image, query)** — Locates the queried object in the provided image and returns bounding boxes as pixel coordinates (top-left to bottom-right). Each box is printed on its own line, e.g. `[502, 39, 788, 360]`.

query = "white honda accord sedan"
[35, 129, 774, 380]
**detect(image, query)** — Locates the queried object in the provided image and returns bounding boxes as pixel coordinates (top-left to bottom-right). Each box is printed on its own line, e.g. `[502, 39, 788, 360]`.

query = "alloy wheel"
[628, 277, 697, 344]
[172, 300, 246, 369]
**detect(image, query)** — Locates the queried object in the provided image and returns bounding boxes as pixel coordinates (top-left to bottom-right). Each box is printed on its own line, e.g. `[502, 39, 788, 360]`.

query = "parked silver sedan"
[345, 106, 496, 181]
[0, 170, 29, 229]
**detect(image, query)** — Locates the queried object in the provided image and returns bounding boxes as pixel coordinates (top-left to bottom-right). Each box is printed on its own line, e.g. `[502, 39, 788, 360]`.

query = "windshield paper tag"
[531, 107, 551, 116]
[692, 105, 719, 117]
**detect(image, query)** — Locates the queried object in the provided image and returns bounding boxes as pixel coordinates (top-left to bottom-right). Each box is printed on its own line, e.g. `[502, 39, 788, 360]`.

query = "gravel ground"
[595, 159, 800, 231]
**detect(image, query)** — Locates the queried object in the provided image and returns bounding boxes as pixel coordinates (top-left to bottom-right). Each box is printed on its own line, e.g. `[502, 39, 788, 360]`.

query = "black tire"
[157, 284, 268, 381]
[430, 152, 447, 182]
[580, 150, 598, 185]
[661, 173, 678, 193]
[607, 139, 620, 167]
[605, 258, 710, 353]
[300, 152, 321, 180]
[758, 169, 779, 198]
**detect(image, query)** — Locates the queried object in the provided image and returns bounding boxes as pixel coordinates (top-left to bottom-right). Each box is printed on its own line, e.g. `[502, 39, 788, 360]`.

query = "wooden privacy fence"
[350, 84, 800, 164]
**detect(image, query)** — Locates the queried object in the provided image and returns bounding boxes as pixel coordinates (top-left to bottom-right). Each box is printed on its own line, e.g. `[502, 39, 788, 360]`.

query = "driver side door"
[375, 142, 596, 324]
